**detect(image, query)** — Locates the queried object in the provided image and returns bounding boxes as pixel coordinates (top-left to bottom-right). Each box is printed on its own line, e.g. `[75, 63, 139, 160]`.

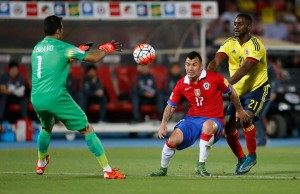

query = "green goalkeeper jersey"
[31, 37, 88, 110]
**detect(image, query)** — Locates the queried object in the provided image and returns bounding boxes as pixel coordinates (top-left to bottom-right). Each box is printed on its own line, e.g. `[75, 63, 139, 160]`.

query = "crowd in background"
[0, 60, 185, 125]
[207, 0, 300, 82]
[209, 0, 300, 43]
[1, 0, 300, 141]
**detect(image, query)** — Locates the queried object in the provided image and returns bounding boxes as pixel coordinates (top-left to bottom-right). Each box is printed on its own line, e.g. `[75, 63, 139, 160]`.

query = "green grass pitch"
[1, 147, 300, 194]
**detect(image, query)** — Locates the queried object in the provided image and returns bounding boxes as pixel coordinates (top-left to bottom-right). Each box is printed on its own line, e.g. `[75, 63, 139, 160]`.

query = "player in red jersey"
[150, 51, 249, 177]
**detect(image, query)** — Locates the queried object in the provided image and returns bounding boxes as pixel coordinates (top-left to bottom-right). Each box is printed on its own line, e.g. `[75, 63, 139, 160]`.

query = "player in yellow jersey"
[207, 13, 270, 174]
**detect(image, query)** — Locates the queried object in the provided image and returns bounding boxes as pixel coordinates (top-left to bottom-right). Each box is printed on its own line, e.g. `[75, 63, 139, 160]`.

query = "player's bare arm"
[228, 59, 257, 85]
[158, 105, 175, 139]
[84, 40, 122, 63]
[228, 87, 250, 123]
[206, 53, 226, 72]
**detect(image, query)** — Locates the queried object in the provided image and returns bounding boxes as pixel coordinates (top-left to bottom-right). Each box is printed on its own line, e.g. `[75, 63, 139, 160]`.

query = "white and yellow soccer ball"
[133, 43, 156, 65]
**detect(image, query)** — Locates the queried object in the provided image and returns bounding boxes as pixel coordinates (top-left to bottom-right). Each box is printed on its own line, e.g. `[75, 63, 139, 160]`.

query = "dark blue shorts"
[174, 116, 223, 150]
[226, 82, 271, 121]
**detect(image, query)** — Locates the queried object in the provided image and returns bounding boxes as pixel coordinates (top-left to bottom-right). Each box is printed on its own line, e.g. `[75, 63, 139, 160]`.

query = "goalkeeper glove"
[79, 42, 94, 51]
[71, 42, 94, 61]
[99, 40, 122, 54]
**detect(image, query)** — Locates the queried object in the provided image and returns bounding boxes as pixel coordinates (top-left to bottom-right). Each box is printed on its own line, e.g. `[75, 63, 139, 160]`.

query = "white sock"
[103, 166, 112, 172]
[161, 143, 175, 168]
[37, 160, 47, 167]
[199, 135, 214, 163]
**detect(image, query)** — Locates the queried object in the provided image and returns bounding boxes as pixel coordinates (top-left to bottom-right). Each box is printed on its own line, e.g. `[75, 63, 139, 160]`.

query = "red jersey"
[167, 70, 231, 121]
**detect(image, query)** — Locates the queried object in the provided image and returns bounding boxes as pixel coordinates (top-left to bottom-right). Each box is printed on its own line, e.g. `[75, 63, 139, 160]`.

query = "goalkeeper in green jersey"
[31, 15, 125, 179]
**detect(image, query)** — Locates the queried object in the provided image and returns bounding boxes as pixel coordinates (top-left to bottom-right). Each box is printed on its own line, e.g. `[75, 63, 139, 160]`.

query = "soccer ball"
[133, 43, 156, 65]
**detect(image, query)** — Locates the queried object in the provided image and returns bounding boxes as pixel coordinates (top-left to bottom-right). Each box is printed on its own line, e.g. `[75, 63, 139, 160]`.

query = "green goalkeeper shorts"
[33, 92, 88, 131]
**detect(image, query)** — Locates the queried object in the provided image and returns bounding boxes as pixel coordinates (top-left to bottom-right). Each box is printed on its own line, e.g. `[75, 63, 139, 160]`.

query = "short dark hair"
[236, 13, 252, 25]
[44, 15, 63, 36]
[8, 60, 19, 69]
[85, 64, 97, 73]
[170, 62, 179, 68]
[186, 51, 202, 63]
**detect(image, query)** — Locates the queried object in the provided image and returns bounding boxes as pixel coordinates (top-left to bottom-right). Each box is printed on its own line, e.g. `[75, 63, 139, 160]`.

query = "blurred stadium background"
[1, 0, 300, 141]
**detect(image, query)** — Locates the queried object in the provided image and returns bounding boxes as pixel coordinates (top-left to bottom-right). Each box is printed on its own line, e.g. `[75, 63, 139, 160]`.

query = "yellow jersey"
[217, 36, 268, 97]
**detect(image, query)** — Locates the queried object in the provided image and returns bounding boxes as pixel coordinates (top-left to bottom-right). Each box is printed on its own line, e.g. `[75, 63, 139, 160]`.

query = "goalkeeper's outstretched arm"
[84, 40, 122, 63]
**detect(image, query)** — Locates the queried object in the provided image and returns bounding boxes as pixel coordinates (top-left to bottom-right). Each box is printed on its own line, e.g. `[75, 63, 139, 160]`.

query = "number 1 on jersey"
[37, 56, 42, 78]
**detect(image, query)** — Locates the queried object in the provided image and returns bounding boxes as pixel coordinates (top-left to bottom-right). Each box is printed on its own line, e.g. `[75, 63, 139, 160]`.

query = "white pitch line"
[0, 171, 299, 180]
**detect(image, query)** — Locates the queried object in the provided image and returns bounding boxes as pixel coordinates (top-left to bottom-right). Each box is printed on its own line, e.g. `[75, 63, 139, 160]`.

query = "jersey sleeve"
[217, 39, 231, 56]
[217, 74, 232, 94]
[64, 43, 88, 61]
[247, 39, 266, 62]
[167, 81, 183, 108]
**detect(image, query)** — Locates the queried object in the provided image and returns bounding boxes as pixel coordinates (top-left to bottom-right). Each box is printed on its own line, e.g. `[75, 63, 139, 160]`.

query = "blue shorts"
[174, 116, 223, 150]
[226, 82, 271, 121]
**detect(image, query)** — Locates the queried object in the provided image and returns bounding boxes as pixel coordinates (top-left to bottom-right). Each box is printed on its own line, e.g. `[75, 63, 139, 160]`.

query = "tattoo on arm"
[228, 89, 243, 111]
[162, 105, 175, 124]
